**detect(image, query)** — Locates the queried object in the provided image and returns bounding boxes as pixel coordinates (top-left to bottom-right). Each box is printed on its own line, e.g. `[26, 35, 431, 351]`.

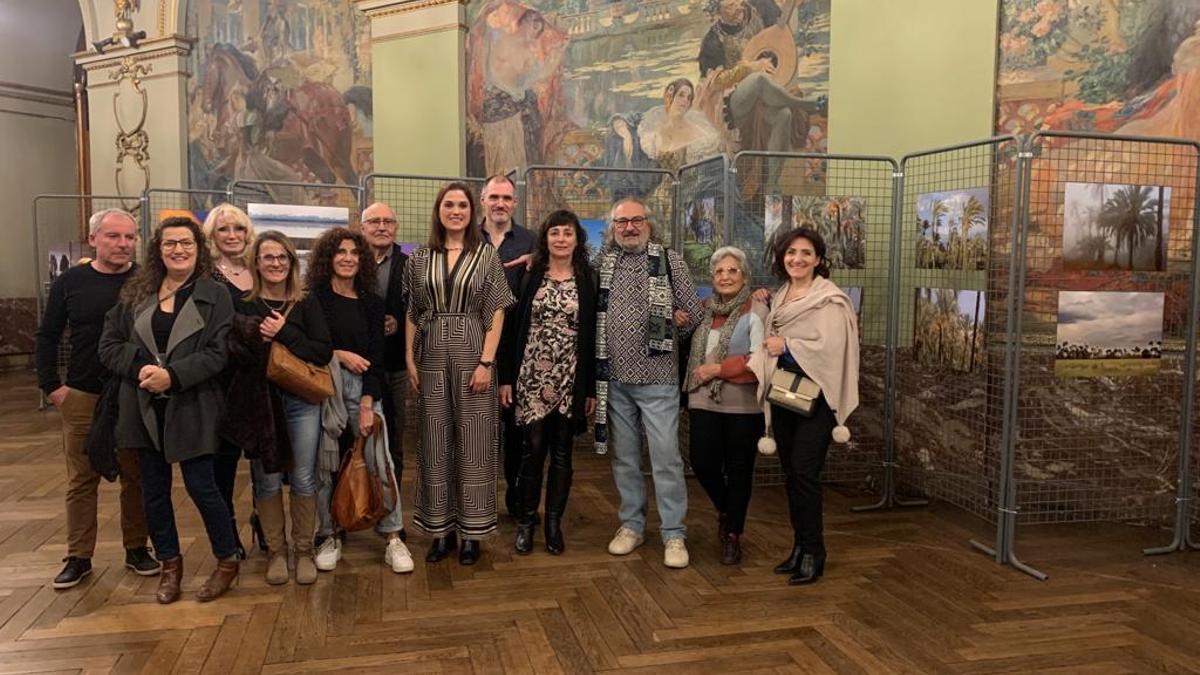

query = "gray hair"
[709, 246, 749, 276]
[88, 208, 137, 235]
[604, 196, 663, 249]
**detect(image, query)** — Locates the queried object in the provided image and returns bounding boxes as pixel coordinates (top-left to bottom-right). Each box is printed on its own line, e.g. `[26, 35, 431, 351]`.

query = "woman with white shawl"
[749, 227, 859, 586]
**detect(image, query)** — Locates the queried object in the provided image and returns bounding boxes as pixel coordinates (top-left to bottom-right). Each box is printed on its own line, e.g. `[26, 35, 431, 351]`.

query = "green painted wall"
[372, 30, 465, 177]
[827, 0, 999, 159]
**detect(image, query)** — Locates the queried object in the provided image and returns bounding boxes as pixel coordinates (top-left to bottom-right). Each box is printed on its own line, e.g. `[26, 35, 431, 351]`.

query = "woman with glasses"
[202, 204, 258, 558]
[223, 231, 332, 585]
[99, 217, 238, 603]
[404, 182, 514, 566]
[306, 227, 413, 575]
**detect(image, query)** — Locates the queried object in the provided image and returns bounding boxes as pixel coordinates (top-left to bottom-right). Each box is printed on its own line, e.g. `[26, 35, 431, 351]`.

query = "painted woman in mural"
[600, 112, 662, 199]
[467, 0, 569, 176]
[637, 78, 721, 173]
[695, 0, 814, 155]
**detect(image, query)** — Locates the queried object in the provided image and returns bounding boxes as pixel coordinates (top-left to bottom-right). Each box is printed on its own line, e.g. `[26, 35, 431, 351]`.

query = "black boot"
[514, 522, 535, 555]
[234, 517, 250, 559]
[425, 531, 458, 563]
[788, 553, 826, 585]
[459, 539, 481, 565]
[544, 517, 565, 555]
[774, 544, 803, 574]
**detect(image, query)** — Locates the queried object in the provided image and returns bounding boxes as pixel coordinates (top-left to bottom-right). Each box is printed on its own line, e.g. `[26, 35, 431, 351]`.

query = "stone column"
[354, 0, 468, 176]
[73, 35, 193, 202]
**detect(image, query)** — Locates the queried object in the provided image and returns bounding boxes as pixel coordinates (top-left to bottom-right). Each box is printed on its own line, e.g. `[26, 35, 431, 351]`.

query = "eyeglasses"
[258, 254, 290, 265]
[161, 239, 196, 251]
[363, 217, 397, 226]
[614, 216, 648, 227]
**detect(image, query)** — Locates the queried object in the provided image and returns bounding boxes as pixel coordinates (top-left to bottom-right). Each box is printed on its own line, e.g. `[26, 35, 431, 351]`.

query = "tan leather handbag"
[264, 303, 334, 404]
[332, 419, 392, 532]
[767, 369, 821, 416]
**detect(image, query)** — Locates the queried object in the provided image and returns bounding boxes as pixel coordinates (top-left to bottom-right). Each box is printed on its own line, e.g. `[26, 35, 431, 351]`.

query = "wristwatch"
[479, 360, 494, 368]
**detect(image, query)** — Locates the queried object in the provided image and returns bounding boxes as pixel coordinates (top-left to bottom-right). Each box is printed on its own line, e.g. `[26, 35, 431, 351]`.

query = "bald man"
[359, 202, 410, 514]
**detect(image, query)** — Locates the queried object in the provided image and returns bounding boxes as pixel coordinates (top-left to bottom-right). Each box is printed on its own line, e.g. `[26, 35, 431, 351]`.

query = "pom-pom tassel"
[832, 425, 851, 444]
[758, 434, 777, 456]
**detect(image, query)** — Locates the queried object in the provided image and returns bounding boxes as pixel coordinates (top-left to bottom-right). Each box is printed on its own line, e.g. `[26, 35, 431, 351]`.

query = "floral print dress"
[515, 276, 579, 425]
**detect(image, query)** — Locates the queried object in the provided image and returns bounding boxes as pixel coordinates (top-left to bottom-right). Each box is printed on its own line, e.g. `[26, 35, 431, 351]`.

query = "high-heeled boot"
[543, 450, 572, 556]
[156, 557, 183, 604]
[196, 557, 239, 602]
[774, 542, 803, 575]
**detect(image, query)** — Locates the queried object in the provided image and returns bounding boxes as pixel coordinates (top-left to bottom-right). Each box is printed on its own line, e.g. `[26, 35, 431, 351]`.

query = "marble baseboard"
[0, 298, 37, 356]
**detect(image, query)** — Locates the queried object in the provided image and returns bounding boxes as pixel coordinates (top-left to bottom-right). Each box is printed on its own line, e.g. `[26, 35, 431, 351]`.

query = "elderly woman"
[749, 227, 859, 586]
[684, 246, 767, 565]
[202, 204, 258, 557]
[99, 217, 238, 603]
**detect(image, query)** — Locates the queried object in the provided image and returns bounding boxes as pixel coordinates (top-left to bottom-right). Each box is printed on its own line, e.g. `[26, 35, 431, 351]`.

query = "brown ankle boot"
[156, 557, 183, 604]
[290, 494, 318, 585]
[258, 494, 289, 585]
[721, 532, 742, 565]
[196, 557, 239, 602]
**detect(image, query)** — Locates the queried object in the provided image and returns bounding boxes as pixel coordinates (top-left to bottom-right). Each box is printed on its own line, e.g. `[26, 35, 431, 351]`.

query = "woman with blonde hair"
[201, 203, 260, 557]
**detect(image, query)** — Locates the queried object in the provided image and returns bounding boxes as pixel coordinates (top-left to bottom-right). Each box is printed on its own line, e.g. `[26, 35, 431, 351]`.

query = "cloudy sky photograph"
[1056, 291, 1164, 350]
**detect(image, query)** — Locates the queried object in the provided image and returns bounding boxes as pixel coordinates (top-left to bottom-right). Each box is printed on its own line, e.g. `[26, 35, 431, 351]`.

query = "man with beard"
[479, 175, 537, 517]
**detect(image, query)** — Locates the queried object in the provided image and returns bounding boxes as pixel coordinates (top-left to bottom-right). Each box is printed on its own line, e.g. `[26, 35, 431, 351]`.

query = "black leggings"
[517, 412, 574, 525]
[770, 397, 836, 555]
[688, 409, 763, 534]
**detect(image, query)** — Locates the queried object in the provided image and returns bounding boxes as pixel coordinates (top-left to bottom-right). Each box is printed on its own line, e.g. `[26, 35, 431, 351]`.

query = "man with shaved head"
[358, 202, 410, 526]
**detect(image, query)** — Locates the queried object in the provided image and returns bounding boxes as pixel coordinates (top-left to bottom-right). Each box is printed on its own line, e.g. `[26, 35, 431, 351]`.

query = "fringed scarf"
[594, 242, 673, 454]
[684, 285, 752, 403]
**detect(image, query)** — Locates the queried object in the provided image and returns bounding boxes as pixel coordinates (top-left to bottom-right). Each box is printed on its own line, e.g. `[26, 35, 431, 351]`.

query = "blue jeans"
[138, 449, 237, 560]
[316, 370, 404, 536]
[252, 392, 320, 499]
[607, 382, 688, 542]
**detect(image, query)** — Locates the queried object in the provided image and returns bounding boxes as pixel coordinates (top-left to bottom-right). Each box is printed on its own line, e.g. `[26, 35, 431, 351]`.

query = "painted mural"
[996, 0, 1200, 139]
[465, 0, 832, 177]
[186, 0, 372, 196]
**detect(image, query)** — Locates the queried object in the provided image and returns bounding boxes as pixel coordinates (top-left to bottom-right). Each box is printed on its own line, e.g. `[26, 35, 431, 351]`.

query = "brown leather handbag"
[331, 419, 394, 532]
[264, 303, 334, 404]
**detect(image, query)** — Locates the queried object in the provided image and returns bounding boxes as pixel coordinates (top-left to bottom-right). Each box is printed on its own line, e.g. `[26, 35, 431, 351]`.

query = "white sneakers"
[663, 538, 689, 569]
[385, 538, 414, 574]
[314, 537, 342, 571]
[607, 527, 689, 568]
[607, 527, 645, 555]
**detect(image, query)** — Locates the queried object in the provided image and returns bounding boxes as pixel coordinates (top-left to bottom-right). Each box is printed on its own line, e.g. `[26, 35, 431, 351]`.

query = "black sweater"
[233, 294, 334, 366]
[313, 284, 385, 400]
[36, 263, 136, 395]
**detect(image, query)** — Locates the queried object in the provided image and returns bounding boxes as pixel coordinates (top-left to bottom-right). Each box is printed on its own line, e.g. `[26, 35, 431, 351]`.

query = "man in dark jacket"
[35, 208, 158, 588]
[480, 175, 537, 517]
[359, 202, 409, 512]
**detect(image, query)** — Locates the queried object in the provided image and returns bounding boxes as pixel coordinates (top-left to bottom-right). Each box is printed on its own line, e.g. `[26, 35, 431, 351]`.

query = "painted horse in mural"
[198, 43, 358, 188]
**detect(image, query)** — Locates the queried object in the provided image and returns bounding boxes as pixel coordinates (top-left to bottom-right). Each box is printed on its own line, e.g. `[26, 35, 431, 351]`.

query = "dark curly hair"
[429, 182, 482, 252]
[305, 227, 377, 295]
[769, 226, 830, 281]
[121, 217, 212, 306]
[533, 210, 591, 279]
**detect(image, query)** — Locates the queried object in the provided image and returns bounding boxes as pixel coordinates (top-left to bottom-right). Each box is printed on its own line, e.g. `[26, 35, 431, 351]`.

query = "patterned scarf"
[594, 242, 673, 455]
[684, 285, 752, 403]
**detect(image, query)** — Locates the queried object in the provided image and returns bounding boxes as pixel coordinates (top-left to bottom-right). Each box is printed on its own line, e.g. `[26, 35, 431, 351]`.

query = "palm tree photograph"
[791, 195, 868, 269]
[912, 288, 986, 373]
[1055, 291, 1164, 378]
[915, 188, 989, 270]
[1062, 182, 1169, 272]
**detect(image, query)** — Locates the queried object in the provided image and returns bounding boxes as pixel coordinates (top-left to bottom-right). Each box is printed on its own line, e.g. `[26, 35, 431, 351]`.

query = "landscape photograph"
[792, 195, 868, 270]
[916, 188, 989, 270]
[912, 288, 986, 373]
[1055, 291, 1164, 378]
[1062, 182, 1170, 272]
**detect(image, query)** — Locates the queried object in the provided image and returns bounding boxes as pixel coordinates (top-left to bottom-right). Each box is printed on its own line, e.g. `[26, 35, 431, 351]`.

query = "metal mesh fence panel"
[143, 188, 231, 239]
[522, 166, 675, 253]
[363, 174, 489, 247]
[730, 152, 895, 489]
[893, 138, 1020, 522]
[676, 156, 730, 286]
[32, 194, 138, 407]
[1011, 133, 1197, 529]
[229, 180, 362, 223]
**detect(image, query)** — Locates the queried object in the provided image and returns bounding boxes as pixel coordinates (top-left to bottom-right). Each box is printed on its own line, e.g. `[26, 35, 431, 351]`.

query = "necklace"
[262, 298, 288, 312]
[218, 260, 247, 276]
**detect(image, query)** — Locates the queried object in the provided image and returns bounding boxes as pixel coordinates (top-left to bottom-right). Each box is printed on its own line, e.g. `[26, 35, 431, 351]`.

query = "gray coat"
[99, 277, 232, 463]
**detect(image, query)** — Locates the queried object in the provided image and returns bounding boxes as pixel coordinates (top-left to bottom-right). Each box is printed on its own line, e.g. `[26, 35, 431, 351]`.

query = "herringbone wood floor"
[1, 370, 1198, 674]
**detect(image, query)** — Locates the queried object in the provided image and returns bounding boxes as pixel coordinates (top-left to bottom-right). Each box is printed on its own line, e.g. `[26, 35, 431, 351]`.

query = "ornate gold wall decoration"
[111, 56, 151, 206]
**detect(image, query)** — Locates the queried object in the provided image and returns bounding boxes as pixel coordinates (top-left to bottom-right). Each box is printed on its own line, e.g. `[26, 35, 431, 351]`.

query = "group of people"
[36, 174, 859, 604]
